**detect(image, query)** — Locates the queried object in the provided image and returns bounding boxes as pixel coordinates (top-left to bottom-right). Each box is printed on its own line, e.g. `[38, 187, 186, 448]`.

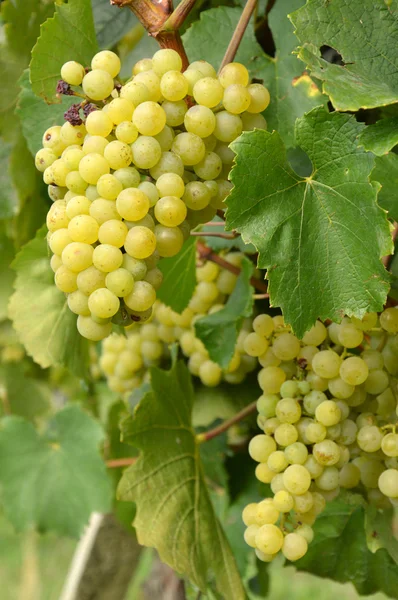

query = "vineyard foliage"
[1, 0, 398, 598]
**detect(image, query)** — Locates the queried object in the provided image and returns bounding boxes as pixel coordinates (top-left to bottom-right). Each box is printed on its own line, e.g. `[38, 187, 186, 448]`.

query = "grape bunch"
[99, 251, 258, 393]
[242, 308, 398, 563]
[35, 48, 270, 341]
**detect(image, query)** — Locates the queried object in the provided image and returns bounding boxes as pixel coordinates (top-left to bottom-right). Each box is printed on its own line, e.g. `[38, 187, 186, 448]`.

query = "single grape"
[124, 280, 156, 312]
[77, 315, 112, 341]
[82, 69, 114, 101]
[152, 48, 182, 77]
[61, 60, 85, 85]
[255, 524, 284, 555]
[88, 288, 120, 319]
[312, 350, 342, 379]
[91, 50, 121, 77]
[340, 356, 369, 385]
[246, 84, 270, 113]
[92, 244, 123, 272]
[282, 533, 308, 561]
[218, 62, 249, 87]
[378, 469, 398, 498]
[193, 77, 223, 108]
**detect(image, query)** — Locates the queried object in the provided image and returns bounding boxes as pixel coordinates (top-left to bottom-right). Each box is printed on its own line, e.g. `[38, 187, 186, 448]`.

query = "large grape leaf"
[183, 3, 325, 148]
[0, 363, 51, 421]
[0, 144, 19, 219]
[295, 500, 398, 598]
[0, 405, 112, 536]
[194, 257, 254, 368]
[157, 237, 197, 313]
[117, 360, 245, 599]
[359, 118, 398, 157]
[0, 231, 15, 321]
[30, 0, 98, 101]
[371, 153, 398, 222]
[93, 0, 137, 49]
[8, 226, 90, 377]
[290, 0, 398, 111]
[16, 70, 75, 156]
[225, 106, 392, 337]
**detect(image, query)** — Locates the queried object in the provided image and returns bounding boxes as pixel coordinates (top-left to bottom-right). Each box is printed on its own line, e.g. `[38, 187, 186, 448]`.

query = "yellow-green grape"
[267, 451, 289, 473]
[35, 148, 58, 172]
[79, 153, 110, 184]
[77, 266, 106, 294]
[312, 349, 342, 379]
[120, 81, 151, 105]
[183, 69, 204, 95]
[255, 524, 284, 555]
[131, 136, 162, 169]
[193, 77, 223, 108]
[154, 225, 184, 257]
[244, 524, 260, 548]
[88, 287, 120, 318]
[138, 182, 159, 207]
[49, 159, 70, 186]
[98, 220, 128, 247]
[258, 366, 286, 394]
[92, 244, 123, 272]
[61, 60, 85, 85]
[313, 439, 341, 466]
[246, 83, 271, 113]
[243, 332, 268, 357]
[132, 101, 167, 136]
[305, 422, 327, 443]
[339, 463, 361, 488]
[188, 60, 216, 78]
[50, 254, 62, 272]
[149, 151, 184, 179]
[284, 442, 308, 465]
[282, 533, 308, 561]
[242, 503, 258, 526]
[302, 320, 327, 346]
[171, 132, 206, 166]
[315, 465, 340, 491]
[67, 290, 90, 316]
[105, 269, 134, 297]
[116, 188, 150, 221]
[124, 226, 157, 259]
[352, 312, 378, 330]
[60, 122, 86, 146]
[155, 173, 185, 198]
[272, 332, 300, 360]
[328, 377, 354, 400]
[213, 111, 243, 142]
[378, 469, 398, 498]
[199, 360, 222, 387]
[107, 98, 134, 125]
[113, 166, 140, 189]
[256, 499, 280, 525]
[241, 112, 267, 131]
[357, 425, 383, 452]
[90, 199, 121, 224]
[222, 84, 251, 114]
[62, 242, 94, 272]
[83, 135, 110, 156]
[91, 50, 121, 77]
[183, 181, 211, 210]
[95, 174, 122, 201]
[315, 400, 341, 426]
[152, 48, 182, 77]
[55, 265, 78, 293]
[68, 215, 99, 244]
[82, 69, 114, 101]
[340, 356, 369, 385]
[162, 100, 187, 127]
[153, 125, 175, 152]
[65, 171, 88, 194]
[103, 140, 133, 170]
[115, 121, 139, 144]
[381, 433, 398, 457]
[283, 464, 311, 495]
[42, 126, 67, 155]
[380, 307, 398, 333]
[273, 490, 294, 513]
[193, 151, 222, 180]
[275, 398, 301, 424]
[248, 434, 277, 462]
[133, 70, 161, 102]
[124, 280, 156, 311]
[160, 71, 188, 101]
[77, 315, 112, 341]
[253, 314, 274, 338]
[365, 369, 389, 394]
[154, 196, 187, 227]
[133, 57, 153, 75]
[48, 228, 72, 255]
[338, 323, 363, 348]
[218, 62, 249, 87]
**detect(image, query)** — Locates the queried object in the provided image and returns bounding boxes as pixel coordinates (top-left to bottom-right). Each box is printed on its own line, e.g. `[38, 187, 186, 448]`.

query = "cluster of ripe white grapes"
[35, 48, 270, 341]
[243, 308, 398, 563]
[99, 251, 259, 393]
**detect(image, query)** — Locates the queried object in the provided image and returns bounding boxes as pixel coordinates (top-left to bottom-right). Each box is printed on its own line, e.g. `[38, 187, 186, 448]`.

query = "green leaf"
[118, 360, 245, 598]
[194, 257, 254, 368]
[290, 0, 398, 111]
[93, 0, 137, 49]
[0, 363, 51, 421]
[0, 232, 15, 321]
[203, 218, 256, 253]
[16, 70, 75, 156]
[0, 143, 19, 219]
[183, 3, 325, 148]
[0, 405, 112, 536]
[30, 0, 98, 101]
[359, 118, 398, 156]
[193, 379, 258, 428]
[157, 237, 197, 313]
[226, 106, 392, 337]
[8, 226, 90, 377]
[371, 153, 398, 222]
[295, 500, 398, 598]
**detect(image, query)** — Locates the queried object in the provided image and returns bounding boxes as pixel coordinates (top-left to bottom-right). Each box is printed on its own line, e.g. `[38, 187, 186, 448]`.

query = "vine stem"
[383, 221, 398, 269]
[218, 0, 258, 72]
[106, 457, 137, 468]
[190, 231, 238, 240]
[196, 401, 257, 443]
[197, 240, 268, 294]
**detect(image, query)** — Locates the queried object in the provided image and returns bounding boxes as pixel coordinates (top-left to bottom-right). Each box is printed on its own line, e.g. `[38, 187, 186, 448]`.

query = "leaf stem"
[196, 401, 257, 443]
[383, 221, 398, 269]
[106, 457, 137, 468]
[162, 0, 198, 32]
[218, 0, 258, 72]
[197, 241, 268, 293]
[190, 231, 238, 239]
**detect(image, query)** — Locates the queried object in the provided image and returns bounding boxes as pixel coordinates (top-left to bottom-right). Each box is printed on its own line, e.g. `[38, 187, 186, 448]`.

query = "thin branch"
[219, 0, 258, 72]
[197, 241, 268, 293]
[162, 0, 198, 32]
[253, 293, 269, 299]
[196, 401, 257, 443]
[106, 457, 137, 468]
[190, 231, 238, 239]
[383, 221, 398, 268]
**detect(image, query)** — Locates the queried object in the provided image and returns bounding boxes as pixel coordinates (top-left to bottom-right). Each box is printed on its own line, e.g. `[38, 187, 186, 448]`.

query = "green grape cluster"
[243, 308, 398, 563]
[35, 48, 270, 341]
[99, 251, 258, 393]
